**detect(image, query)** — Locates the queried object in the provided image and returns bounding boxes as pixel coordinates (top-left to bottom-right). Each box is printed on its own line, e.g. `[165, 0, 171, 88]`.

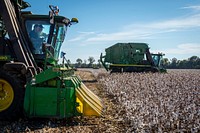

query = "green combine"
[0, 0, 102, 120]
[100, 43, 166, 73]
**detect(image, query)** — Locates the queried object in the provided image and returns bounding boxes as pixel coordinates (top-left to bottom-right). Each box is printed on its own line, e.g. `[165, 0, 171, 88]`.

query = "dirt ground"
[0, 69, 130, 133]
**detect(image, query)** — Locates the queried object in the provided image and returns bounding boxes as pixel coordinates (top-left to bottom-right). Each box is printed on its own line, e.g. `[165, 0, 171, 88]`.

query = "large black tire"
[0, 70, 25, 120]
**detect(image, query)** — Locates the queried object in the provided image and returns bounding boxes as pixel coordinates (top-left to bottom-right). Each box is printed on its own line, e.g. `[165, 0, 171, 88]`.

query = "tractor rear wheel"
[0, 70, 25, 120]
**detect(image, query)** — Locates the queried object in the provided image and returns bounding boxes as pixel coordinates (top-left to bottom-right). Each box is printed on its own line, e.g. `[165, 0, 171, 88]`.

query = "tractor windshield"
[25, 20, 67, 59]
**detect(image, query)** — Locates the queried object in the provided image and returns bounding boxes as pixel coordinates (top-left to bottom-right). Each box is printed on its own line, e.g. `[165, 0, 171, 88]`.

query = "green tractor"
[100, 43, 166, 73]
[0, 0, 102, 120]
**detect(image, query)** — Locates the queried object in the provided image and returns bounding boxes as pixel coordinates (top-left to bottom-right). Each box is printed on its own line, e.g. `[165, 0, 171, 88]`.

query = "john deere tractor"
[0, 0, 102, 120]
[100, 43, 166, 73]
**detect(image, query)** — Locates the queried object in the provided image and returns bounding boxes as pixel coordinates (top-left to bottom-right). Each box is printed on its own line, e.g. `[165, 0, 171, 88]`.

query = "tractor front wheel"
[0, 70, 25, 120]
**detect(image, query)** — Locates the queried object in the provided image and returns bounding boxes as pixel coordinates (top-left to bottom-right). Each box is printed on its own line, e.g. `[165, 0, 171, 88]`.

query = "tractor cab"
[151, 53, 166, 72]
[22, 12, 78, 68]
[151, 53, 164, 67]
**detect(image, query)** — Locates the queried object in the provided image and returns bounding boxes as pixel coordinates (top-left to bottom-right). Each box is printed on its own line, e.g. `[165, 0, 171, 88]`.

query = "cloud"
[145, 15, 200, 29]
[67, 31, 95, 42]
[86, 32, 137, 42]
[182, 5, 200, 11]
[146, 5, 200, 30]
[67, 5, 200, 47]
[84, 9, 200, 43]
[153, 43, 200, 55]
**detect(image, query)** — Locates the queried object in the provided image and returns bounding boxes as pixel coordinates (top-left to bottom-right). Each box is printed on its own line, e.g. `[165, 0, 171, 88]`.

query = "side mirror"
[70, 18, 78, 25]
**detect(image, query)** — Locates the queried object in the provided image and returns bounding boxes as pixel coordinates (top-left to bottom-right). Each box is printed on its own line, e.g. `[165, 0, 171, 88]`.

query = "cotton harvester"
[0, 0, 102, 120]
[100, 43, 166, 73]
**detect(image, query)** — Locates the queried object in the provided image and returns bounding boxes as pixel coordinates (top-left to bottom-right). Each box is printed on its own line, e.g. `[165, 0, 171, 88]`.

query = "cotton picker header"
[0, 0, 102, 120]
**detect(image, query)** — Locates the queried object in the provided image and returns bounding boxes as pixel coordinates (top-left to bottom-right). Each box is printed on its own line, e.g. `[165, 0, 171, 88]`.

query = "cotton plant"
[99, 70, 200, 132]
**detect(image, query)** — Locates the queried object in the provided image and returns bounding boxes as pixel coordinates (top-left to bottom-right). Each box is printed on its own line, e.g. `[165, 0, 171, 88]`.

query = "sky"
[25, 0, 200, 63]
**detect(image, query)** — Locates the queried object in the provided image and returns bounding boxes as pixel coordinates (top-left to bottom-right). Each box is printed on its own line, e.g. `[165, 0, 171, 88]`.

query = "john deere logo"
[0, 56, 9, 61]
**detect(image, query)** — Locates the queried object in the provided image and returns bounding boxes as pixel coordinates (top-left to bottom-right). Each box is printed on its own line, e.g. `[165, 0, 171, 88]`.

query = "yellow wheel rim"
[0, 79, 14, 112]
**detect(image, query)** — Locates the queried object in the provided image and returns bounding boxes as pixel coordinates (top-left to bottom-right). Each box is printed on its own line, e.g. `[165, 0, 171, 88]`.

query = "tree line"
[162, 56, 200, 69]
[66, 56, 102, 68]
[65, 55, 200, 69]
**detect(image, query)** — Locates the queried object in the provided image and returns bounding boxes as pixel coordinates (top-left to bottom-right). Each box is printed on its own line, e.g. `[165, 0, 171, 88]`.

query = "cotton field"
[99, 69, 200, 132]
[1, 69, 199, 132]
